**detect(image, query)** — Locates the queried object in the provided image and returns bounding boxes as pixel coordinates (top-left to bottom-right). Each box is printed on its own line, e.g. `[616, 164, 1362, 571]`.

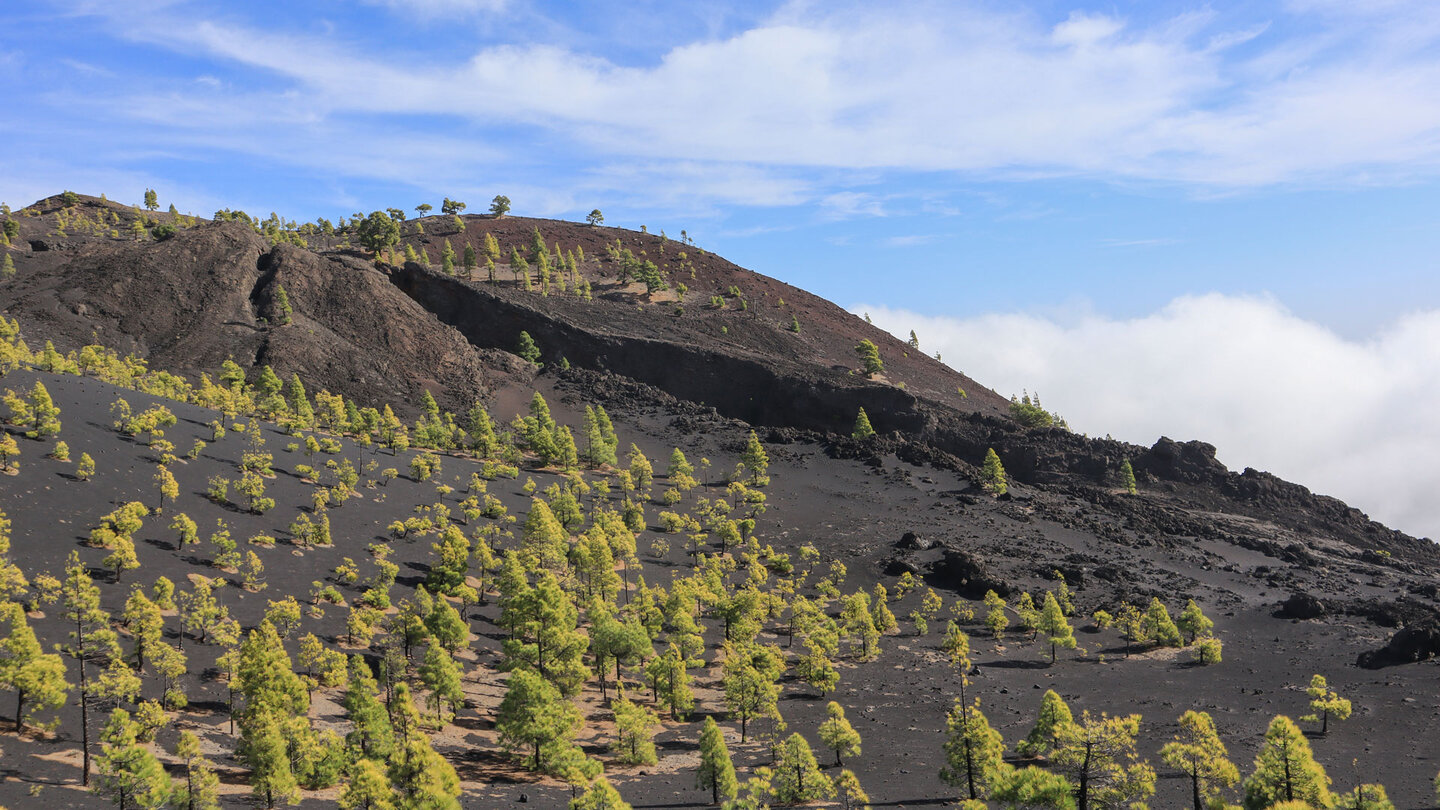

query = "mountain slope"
[0, 191, 1437, 806]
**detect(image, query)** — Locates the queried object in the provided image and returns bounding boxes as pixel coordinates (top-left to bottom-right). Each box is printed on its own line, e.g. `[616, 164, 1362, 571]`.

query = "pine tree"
[516, 330, 541, 364]
[441, 239, 456, 274]
[62, 550, 116, 785]
[1176, 599, 1214, 645]
[1119, 458, 1137, 494]
[342, 657, 394, 761]
[519, 499, 569, 570]
[27, 380, 61, 439]
[773, 733, 834, 804]
[1014, 592, 1039, 639]
[1243, 715, 1332, 810]
[572, 777, 632, 810]
[1333, 783, 1396, 810]
[338, 758, 395, 810]
[647, 644, 695, 720]
[941, 621, 972, 675]
[833, 769, 871, 810]
[94, 708, 174, 809]
[980, 448, 1007, 495]
[0, 432, 20, 472]
[1193, 636, 1224, 665]
[627, 444, 654, 491]
[667, 447, 697, 490]
[983, 589, 1009, 639]
[739, 431, 770, 487]
[418, 644, 463, 723]
[1, 254, 13, 279]
[1302, 674, 1352, 734]
[154, 465, 178, 512]
[1141, 597, 1182, 647]
[240, 708, 300, 807]
[612, 693, 660, 765]
[852, 407, 875, 439]
[697, 716, 738, 804]
[855, 339, 883, 375]
[285, 374, 311, 425]
[495, 669, 581, 772]
[0, 601, 68, 732]
[1161, 710, 1239, 810]
[818, 701, 862, 766]
[462, 244, 477, 278]
[1037, 592, 1076, 664]
[1016, 689, 1073, 760]
[388, 682, 461, 810]
[871, 584, 898, 634]
[940, 697, 1006, 801]
[1051, 712, 1156, 810]
[123, 588, 163, 673]
[274, 285, 293, 325]
[144, 189, 158, 210]
[174, 730, 221, 810]
[989, 765, 1077, 809]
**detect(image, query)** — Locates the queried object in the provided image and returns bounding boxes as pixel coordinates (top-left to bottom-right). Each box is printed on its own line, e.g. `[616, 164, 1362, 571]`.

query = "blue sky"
[7, 0, 1440, 536]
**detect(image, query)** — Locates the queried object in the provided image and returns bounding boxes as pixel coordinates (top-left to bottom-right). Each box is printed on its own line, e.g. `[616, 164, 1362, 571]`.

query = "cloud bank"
[858, 295, 1440, 540]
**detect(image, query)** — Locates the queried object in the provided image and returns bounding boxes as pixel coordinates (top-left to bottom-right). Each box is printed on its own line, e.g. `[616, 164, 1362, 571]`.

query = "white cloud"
[857, 295, 1440, 541]
[72, 0, 1440, 193]
[360, 0, 508, 18]
[884, 234, 941, 247]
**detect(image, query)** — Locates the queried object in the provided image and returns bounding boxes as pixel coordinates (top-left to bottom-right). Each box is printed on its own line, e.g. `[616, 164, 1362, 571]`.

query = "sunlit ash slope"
[0, 192, 1437, 808]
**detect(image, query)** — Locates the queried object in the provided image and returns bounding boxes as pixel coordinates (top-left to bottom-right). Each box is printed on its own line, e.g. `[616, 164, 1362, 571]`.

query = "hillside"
[0, 192, 1437, 809]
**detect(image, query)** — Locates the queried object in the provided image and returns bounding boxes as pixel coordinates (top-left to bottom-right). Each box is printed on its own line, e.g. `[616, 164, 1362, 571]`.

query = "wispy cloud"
[1098, 237, 1181, 248]
[44, 0, 1440, 202]
[858, 294, 1440, 540]
[361, 0, 508, 16]
[884, 234, 941, 247]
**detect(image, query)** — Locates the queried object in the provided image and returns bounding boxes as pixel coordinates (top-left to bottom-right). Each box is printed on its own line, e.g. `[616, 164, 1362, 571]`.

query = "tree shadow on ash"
[978, 659, 1051, 670]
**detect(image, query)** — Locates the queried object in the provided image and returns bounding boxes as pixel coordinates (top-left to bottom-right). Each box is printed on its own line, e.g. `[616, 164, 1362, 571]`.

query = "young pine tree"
[1243, 715, 1332, 810]
[1037, 591, 1076, 664]
[940, 697, 1006, 802]
[818, 701, 862, 766]
[94, 709, 174, 809]
[1051, 712, 1156, 810]
[1015, 689, 1073, 760]
[612, 694, 659, 766]
[855, 339, 884, 375]
[516, 331, 541, 364]
[1160, 710, 1239, 810]
[1302, 674, 1352, 735]
[1176, 599, 1214, 645]
[979, 448, 1007, 495]
[495, 669, 581, 773]
[852, 407, 876, 439]
[697, 716, 738, 804]
[1119, 458, 1137, 495]
[772, 733, 834, 805]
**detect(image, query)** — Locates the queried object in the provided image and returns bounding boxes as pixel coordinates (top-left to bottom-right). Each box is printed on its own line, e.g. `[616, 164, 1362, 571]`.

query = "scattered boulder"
[926, 549, 1010, 600]
[1277, 592, 1326, 620]
[1358, 622, 1440, 669]
[884, 558, 922, 578]
[896, 532, 933, 551]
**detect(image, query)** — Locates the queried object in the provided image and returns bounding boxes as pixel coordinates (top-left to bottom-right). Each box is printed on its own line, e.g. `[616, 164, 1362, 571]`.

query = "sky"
[4, 0, 1440, 537]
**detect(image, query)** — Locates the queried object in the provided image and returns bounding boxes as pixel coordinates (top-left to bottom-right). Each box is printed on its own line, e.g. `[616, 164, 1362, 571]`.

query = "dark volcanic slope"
[1, 368, 1438, 809]
[1, 195, 519, 417]
[1, 192, 1433, 569]
[2, 192, 1440, 808]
